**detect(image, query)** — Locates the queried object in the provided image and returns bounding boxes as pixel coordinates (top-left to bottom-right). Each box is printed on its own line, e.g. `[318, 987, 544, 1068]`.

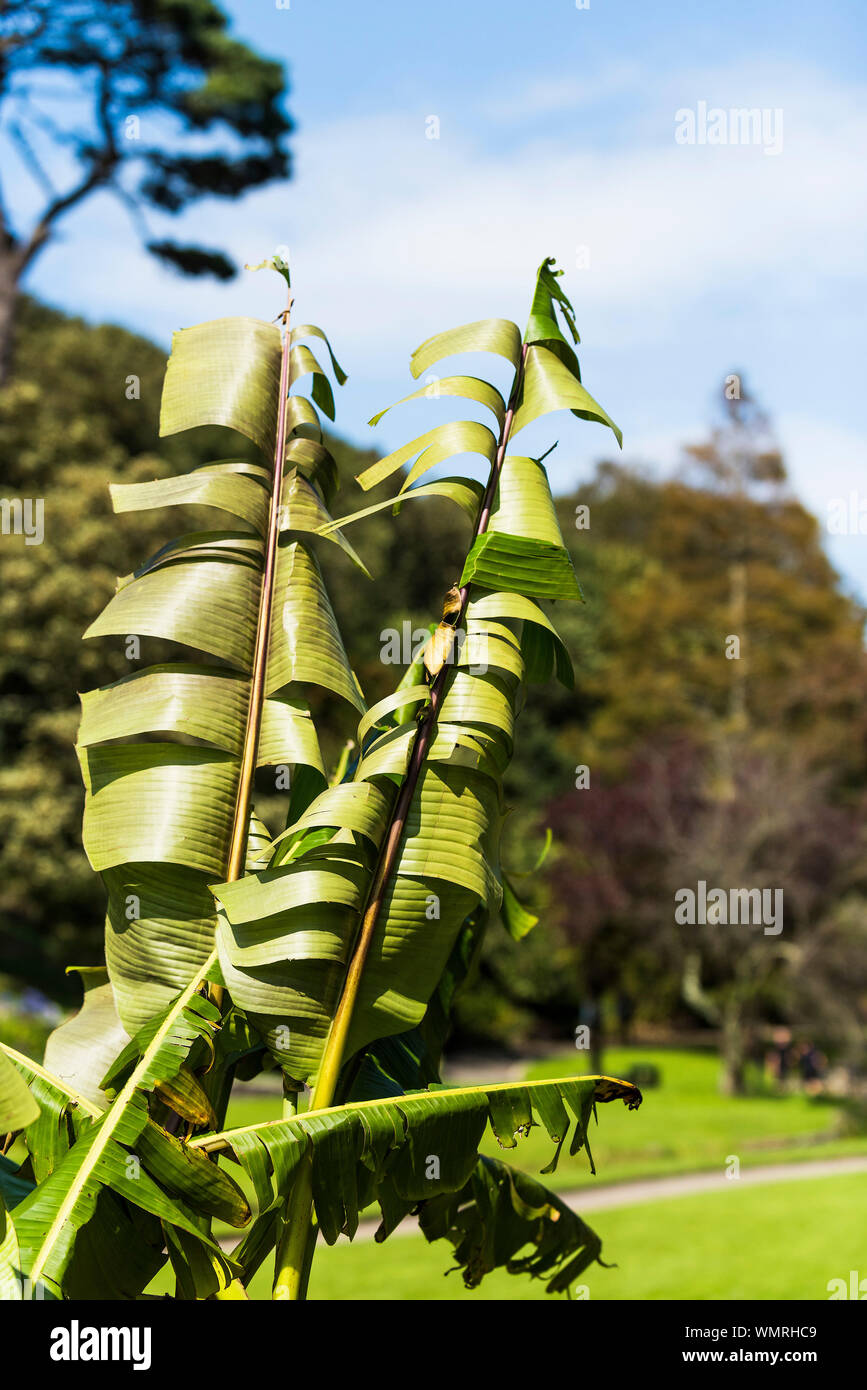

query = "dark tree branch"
[8, 116, 56, 198]
[17, 60, 118, 271]
[0, 0, 291, 373]
[111, 179, 151, 244]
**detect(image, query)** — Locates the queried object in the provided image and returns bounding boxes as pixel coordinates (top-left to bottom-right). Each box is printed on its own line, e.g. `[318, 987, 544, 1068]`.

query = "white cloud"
[276, 58, 867, 358]
[23, 57, 867, 594]
[479, 63, 646, 121]
[34, 58, 867, 349]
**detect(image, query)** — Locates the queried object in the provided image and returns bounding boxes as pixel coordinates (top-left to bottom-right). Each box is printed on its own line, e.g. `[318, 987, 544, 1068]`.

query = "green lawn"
[233, 1173, 863, 1301]
[508, 1046, 865, 1187]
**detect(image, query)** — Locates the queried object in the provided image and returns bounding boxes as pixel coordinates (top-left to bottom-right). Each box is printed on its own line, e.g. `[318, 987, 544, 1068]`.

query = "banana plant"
[0, 255, 641, 1303]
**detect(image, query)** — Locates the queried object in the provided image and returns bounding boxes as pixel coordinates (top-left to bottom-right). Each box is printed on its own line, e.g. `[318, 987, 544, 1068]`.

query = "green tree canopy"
[0, 0, 291, 373]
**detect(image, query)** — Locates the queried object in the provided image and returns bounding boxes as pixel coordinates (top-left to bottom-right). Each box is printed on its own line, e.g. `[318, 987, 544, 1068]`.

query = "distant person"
[617, 991, 636, 1042]
[796, 1041, 826, 1096]
[577, 998, 603, 1073]
[578, 998, 600, 1031]
[765, 1026, 794, 1089]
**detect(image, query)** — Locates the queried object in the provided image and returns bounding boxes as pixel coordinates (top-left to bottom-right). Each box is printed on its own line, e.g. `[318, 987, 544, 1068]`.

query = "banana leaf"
[7, 963, 249, 1296]
[0, 1051, 39, 1133]
[192, 1073, 641, 1260]
[79, 315, 356, 1034]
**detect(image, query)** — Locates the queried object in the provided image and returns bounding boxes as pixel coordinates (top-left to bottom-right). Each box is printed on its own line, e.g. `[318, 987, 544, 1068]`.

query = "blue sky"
[10, 0, 867, 595]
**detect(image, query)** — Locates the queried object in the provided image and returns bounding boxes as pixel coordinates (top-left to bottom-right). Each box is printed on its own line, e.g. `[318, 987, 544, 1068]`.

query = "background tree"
[0, 0, 291, 376]
[547, 737, 867, 1092]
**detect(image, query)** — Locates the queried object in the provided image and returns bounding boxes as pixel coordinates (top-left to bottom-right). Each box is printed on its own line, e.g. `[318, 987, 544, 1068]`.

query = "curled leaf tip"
[244, 249, 291, 289]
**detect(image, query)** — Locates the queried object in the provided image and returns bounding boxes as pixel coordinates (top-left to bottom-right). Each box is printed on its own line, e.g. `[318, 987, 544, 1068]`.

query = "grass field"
[511, 1047, 865, 1186]
[225, 1172, 863, 1301]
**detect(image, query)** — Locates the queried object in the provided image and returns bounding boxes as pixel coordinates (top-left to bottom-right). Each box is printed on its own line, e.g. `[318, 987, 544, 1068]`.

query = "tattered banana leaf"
[9, 297, 365, 1295]
[512, 343, 622, 445]
[0, 1049, 164, 1297]
[369, 375, 506, 429]
[0, 1042, 99, 1183]
[349, 906, 488, 1102]
[499, 874, 539, 941]
[470, 589, 576, 689]
[111, 460, 271, 533]
[321, 476, 484, 532]
[347, 913, 601, 1296]
[7, 964, 248, 1296]
[356, 420, 497, 494]
[417, 1154, 606, 1296]
[217, 260, 615, 1096]
[526, 255, 582, 359]
[519, 254, 621, 445]
[461, 455, 583, 601]
[290, 324, 347, 385]
[163, 1221, 243, 1301]
[158, 317, 282, 454]
[279, 467, 369, 574]
[12, 1115, 212, 1299]
[214, 718, 510, 1083]
[78, 314, 356, 1033]
[409, 318, 523, 378]
[193, 1073, 641, 1261]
